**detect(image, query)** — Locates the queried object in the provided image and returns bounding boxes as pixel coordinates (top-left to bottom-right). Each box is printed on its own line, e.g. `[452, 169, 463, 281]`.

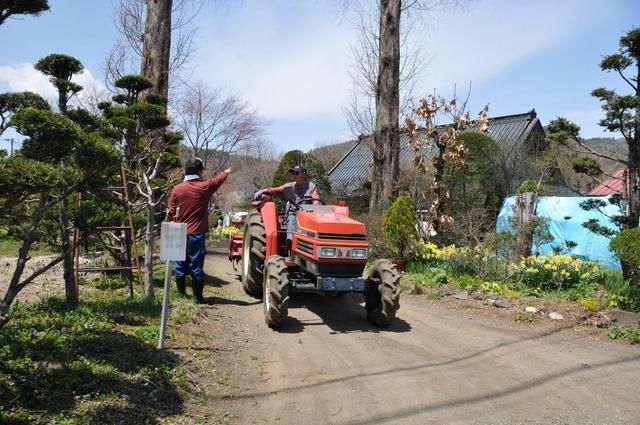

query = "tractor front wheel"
[263, 255, 289, 328]
[365, 259, 400, 327]
[241, 210, 266, 298]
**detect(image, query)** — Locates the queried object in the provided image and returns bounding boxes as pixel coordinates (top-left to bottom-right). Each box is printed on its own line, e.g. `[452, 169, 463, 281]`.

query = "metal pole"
[158, 260, 172, 350]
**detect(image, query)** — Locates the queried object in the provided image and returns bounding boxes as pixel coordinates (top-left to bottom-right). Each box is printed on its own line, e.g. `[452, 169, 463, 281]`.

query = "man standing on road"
[166, 158, 232, 303]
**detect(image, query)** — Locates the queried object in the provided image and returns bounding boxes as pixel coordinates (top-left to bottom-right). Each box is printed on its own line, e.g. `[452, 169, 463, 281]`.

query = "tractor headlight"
[351, 248, 368, 259]
[319, 247, 337, 258]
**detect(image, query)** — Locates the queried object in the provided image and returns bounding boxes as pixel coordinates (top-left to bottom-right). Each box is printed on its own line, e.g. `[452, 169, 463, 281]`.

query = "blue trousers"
[174, 233, 206, 279]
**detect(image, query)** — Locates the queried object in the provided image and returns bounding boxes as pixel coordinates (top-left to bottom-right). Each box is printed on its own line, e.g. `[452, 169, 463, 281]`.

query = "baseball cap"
[288, 165, 307, 174]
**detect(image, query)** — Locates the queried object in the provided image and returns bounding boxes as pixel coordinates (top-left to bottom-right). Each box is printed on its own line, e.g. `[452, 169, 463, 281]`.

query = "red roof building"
[587, 167, 627, 196]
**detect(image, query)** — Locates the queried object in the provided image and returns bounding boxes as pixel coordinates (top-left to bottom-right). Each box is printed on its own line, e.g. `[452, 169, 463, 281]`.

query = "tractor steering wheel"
[292, 196, 326, 209]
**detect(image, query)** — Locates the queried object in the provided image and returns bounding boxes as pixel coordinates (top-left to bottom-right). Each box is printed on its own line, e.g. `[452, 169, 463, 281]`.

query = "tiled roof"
[587, 167, 627, 196]
[328, 110, 542, 195]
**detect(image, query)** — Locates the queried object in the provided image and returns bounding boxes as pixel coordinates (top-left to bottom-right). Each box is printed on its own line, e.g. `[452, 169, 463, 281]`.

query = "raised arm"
[205, 168, 232, 196]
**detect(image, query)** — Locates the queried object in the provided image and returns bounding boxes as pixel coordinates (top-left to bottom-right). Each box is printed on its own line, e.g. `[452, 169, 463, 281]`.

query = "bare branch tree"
[344, 3, 426, 137]
[175, 80, 265, 173]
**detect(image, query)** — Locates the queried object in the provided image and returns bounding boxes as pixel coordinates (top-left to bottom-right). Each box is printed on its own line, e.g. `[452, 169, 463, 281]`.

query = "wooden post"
[515, 192, 537, 259]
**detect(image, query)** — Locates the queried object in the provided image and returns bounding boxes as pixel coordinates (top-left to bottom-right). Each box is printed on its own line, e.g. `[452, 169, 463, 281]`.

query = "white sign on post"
[160, 222, 187, 261]
[158, 222, 187, 349]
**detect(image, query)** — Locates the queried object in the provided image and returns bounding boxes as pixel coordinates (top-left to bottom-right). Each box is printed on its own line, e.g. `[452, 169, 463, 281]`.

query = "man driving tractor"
[254, 165, 321, 245]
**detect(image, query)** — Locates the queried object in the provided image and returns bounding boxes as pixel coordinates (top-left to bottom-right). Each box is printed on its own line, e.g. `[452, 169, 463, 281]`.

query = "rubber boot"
[286, 239, 293, 259]
[176, 275, 187, 296]
[193, 277, 206, 304]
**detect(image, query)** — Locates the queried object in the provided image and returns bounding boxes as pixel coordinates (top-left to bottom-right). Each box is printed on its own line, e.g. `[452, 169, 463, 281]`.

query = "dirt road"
[173, 247, 640, 425]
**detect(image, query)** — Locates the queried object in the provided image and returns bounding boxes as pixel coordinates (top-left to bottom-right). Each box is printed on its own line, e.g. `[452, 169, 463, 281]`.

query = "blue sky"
[1, 0, 639, 154]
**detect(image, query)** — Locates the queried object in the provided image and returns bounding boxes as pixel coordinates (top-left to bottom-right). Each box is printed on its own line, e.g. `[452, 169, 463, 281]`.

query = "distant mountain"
[582, 137, 627, 174]
[307, 140, 357, 172]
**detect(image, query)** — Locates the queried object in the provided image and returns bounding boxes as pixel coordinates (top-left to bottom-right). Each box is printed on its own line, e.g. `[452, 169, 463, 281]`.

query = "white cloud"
[416, 0, 597, 95]
[193, 0, 600, 124]
[195, 1, 356, 120]
[0, 62, 106, 109]
[563, 109, 612, 138]
[0, 63, 57, 99]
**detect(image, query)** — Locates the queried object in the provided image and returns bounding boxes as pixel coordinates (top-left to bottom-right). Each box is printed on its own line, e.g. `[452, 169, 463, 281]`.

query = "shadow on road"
[206, 296, 261, 306]
[278, 293, 411, 334]
[216, 324, 604, 403]
[340, 354, 640, 425]
[203, 273, 233, 288]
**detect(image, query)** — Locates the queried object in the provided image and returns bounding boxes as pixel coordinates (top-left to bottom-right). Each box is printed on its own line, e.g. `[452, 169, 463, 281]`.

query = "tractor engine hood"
[296, 210, 366, 238]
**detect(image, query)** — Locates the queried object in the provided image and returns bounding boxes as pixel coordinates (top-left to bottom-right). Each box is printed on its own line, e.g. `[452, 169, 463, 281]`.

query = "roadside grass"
[0, 271, 200, 424]
[404, 261, 640, 344]
[0, 230, 56, 257]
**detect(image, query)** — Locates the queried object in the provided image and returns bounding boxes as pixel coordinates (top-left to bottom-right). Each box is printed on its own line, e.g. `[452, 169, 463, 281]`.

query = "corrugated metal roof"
[587, 167, 627, 196]
[329, 110, 542, 195]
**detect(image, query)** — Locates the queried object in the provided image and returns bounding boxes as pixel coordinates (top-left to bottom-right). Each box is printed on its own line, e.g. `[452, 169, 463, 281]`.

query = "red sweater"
[166, 171, 229, 234]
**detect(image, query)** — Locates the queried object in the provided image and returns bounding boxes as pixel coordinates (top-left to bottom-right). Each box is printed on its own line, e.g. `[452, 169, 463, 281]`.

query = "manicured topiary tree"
[383, 195, 417, 260]
[0, 0, 49, 27]
[100, 74, 178, 298]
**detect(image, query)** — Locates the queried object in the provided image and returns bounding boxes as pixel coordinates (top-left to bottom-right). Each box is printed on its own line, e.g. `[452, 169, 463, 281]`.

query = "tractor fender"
[261, 202, 280, 257]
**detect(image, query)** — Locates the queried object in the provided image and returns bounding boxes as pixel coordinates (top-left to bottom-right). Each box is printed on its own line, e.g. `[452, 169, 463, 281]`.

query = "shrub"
[595, 268, 638, 311]
[516, 252, 600, 291]
[579, 297, 602, 312]
[610, 228, 640, 279]
[411, 241, 510, 281]
[383, 195, 417, 259]
[221, 226, 242, 236]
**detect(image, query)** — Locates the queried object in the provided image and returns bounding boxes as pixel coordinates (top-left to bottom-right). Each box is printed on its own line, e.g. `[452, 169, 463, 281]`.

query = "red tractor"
[240, 196, 400, 328]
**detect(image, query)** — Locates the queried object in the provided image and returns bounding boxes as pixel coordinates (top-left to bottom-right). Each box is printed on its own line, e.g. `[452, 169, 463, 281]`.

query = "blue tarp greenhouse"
[496, 196, 621, 268]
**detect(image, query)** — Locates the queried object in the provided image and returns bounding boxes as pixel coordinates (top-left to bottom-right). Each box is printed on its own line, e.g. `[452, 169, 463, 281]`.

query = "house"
[328, 110, 546, 197]
[587, 167, 627, 196]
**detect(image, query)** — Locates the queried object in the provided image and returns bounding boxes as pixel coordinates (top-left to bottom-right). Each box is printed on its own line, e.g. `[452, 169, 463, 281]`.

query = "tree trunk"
[0, 238, 34, 328]
[514, 192, 537, 260]
[60, 197, 78, 309]
[627, 62, 640, 229]
[370, 0, 401, 212]
[139, 0, 172, 299]
[144, 199, 156, 298]
[431, 145, 446, 237]
[141, 0, 172, 99]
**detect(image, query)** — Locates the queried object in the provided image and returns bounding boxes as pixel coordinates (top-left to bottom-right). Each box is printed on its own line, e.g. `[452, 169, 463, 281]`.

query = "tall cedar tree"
[138, 0, 174, 297]
[370, 0, 401, 212]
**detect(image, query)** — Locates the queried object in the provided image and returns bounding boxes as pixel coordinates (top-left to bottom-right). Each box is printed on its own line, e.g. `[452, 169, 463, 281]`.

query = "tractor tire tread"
[365, 259, 401, 327]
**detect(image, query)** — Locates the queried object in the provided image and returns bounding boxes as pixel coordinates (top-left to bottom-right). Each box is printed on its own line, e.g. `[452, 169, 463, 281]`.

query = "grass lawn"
[0, 268, 199, 424]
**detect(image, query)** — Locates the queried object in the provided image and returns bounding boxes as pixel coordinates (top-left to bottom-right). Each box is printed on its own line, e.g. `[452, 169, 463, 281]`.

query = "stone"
[483, 298, 495, 306]
[609, 309, 640, 329]
[549, 312, 564, 320]
[494, 299, 511, 309]
[487, 292, 501, 301]
[409, 283, 424, 295]
[440, 286, 454, 296]
[454, 291, 469, 300]
[525, 306, 539, 313]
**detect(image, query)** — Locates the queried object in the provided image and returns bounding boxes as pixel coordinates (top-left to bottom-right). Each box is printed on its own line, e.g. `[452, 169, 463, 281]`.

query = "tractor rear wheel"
[241, 210, 266, 298]
[365, 259, 400, 327]
[263, 255, 289, 328]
